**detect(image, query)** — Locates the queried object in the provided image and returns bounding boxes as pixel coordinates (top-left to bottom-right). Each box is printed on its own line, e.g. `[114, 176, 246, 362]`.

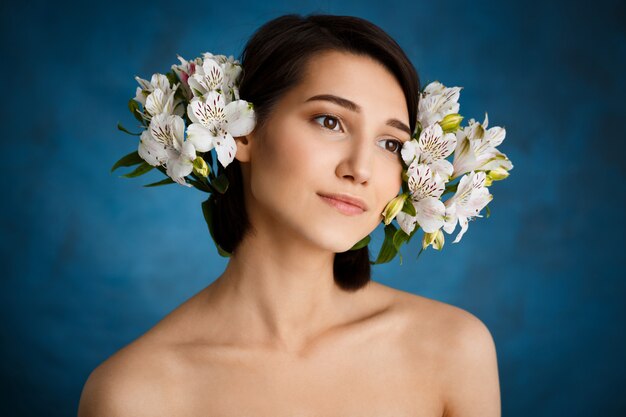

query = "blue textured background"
[2, 0, 625, 415]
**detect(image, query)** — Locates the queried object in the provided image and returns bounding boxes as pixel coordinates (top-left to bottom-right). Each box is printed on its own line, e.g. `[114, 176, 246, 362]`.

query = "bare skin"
[78, 50, 500, 416]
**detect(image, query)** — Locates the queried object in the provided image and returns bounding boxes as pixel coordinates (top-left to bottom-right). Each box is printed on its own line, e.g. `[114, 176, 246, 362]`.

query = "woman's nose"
[335, 134, 372, 184]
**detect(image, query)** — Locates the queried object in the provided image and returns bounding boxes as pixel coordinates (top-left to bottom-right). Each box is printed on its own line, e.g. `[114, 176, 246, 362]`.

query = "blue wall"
[2, 0, 625, 415]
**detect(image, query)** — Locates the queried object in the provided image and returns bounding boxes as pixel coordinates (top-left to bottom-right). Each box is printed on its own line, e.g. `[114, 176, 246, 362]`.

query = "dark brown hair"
[211, 13, 421, 292]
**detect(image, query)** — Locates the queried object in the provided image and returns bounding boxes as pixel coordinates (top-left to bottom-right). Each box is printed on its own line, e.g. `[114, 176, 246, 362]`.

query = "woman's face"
[237, 50, 412, 253]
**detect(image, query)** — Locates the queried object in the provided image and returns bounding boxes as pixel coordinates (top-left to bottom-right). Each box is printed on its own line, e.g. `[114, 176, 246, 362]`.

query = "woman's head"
[212, 14, 421, 291]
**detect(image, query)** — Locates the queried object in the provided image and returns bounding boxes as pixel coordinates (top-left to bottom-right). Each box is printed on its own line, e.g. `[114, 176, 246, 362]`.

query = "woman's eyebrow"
[304, 94, 412, 136]
[306, 94, 361, 112]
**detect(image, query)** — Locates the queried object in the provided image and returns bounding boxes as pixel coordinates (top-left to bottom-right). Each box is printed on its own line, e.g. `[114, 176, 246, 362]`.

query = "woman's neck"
[204, 230, 362, 353]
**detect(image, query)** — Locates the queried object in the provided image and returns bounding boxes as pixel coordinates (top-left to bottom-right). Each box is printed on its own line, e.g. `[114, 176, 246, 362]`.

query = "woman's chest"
[169, 341, 445, 417]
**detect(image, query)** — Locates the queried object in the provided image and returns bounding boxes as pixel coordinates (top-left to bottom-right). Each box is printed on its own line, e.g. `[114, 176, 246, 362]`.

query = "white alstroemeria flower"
[451, 113, 513, 179]
[401, 123, 457, 181]
[137, 113, 195, 187]
[134, 73, 170, 106]
[443, 171, 493, 243]
[144, 84, 182, 118]
[186, 91, 256, 167]
[192, 53, 243, 103]
[134, 73, 183, 118]
[188, 54, 242, 102]
[396, 161, 446, 235]
[417, 81, 462, 128]
[188, 57, 223, 99]
[171, 54, 202, 100]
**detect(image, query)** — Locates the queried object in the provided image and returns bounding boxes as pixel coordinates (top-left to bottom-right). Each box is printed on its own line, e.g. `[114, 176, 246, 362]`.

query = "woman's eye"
[378, 138, 403, 155]
[313, 115, 343, 132]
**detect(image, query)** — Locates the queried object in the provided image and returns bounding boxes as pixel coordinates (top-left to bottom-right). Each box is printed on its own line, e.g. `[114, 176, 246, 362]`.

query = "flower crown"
[112, 51, 514, 264]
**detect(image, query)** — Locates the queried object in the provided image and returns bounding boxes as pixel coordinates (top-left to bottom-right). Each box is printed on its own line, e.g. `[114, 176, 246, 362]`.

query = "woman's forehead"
[272, 52, 406, 119]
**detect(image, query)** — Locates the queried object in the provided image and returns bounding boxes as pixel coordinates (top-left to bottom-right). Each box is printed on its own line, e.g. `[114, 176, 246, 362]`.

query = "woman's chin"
[312, 232, 370, 254]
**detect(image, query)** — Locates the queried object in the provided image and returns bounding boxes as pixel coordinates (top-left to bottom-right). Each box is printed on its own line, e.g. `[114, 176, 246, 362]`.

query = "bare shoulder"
[369, 282, 489, 331]
[371, 282, 495, 341]
[77, 336, 182, 417]
[375, 282, 501, 417]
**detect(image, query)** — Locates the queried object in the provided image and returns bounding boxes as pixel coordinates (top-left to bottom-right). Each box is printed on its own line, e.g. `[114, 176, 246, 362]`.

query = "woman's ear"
[234, 133, 253, 163]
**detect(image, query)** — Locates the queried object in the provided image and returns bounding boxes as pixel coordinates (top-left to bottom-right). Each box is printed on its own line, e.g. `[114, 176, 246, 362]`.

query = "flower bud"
[487, 167, 510, 181]
[382, 193, 408, 225]
[193, 156, 210, 178]
[439, 113, 464, 133]
[422, 229, 445, 250]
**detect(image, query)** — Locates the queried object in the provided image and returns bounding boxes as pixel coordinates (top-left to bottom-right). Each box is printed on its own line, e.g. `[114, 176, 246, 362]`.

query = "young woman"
[78, 14, 501, 417]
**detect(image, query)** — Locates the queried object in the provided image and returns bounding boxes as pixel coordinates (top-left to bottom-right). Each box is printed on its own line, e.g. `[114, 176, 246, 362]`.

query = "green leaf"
[128, 99, 146, 125]
[392, 228, 411, 266]
[120, 161, 153, 178]
[392, 228, 410, 251]
[350, 235, 371, 251]
[444, 181, 459, 195]
[143, 177, 175, 187]
[111, 150, 144, 173]
[371, 224, 399, 265]
[201, 196, 232, 258]
[186, 177, 212, 193]
[117, 121, 141, 136]
[211, 172, 230, 194]
[485, 205, 491, 218]
[401, 198, 416, 216]
[166, 71, 178, 86]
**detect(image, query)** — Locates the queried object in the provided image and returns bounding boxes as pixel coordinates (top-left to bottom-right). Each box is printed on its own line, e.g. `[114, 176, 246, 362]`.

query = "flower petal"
[186, 123, 216, 152]
[418, 124, 457, 165]
[407, 161, 445, 200]
[442, 203, 458, 234]
[414, 197, 446, 233]
[214, 129, 237, 167]
[138, 130, 168, 166]
[187, 76, 206, 98]
[166, 152, 194, 180]
[486, 126, 506, 147]
[135, 76, 151, 91]
[453, 216, 469, 243]
[396, 209, 418, 235]
[224, 100, 256, 137]
[428, 159, 454, 181]
[150, 73, 170, 91]
[195, 58, 224, 92]
[401, 139, 419, 166]
[171, 115, 186, 150]
[145, 89, 165, 116]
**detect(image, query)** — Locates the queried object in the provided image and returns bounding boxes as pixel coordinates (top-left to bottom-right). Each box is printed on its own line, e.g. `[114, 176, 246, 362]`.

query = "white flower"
[138, 113, 195, 187]
[134, 73, 183, 119]
[417, 81, 462, 128]
[134, 73, 170, 106]
[145, 85, 181, 117]
[401, 123, 457, 181]
[396, 161, 446, 234]
[443, 171, 493, 243]
[189, 54, 243, 103]
[188, 57, 224, 99]
[203, 53, 242, 101]
[451, 113, 513, 179]
[186, 91, 256, 168]
[171, 54, 202, 100]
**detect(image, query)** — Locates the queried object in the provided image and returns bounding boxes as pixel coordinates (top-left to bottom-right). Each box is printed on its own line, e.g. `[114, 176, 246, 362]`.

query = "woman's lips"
[318, 194, 365, 215]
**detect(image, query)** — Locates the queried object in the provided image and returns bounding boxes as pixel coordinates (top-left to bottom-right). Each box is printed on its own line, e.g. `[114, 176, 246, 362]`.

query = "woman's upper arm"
[77, 352, 167, 417]
[440, 310, 501, 417]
